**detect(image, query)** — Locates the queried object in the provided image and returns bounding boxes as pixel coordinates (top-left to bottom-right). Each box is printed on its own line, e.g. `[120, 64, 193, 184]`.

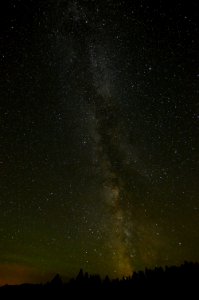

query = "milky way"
[0, 0, 198, 283]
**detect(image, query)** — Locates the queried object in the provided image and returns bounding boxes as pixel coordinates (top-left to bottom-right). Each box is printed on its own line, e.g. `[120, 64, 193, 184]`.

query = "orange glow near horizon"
[0, 263, 50, 286]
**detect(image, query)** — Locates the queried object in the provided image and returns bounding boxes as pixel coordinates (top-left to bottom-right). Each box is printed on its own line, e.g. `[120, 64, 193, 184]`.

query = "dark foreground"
[0, 262, 198, 298]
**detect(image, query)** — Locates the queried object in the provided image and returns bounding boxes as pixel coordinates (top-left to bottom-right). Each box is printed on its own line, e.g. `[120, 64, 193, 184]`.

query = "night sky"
[0, 0, 199, 284]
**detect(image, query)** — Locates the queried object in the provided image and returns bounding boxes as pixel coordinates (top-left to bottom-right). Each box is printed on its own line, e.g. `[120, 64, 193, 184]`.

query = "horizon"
[0, 260, 198, 286]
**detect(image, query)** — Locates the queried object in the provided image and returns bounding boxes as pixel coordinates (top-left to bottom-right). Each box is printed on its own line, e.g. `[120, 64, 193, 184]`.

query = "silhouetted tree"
[76, 268, 84, 281]
[50, 274, 63, 288]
